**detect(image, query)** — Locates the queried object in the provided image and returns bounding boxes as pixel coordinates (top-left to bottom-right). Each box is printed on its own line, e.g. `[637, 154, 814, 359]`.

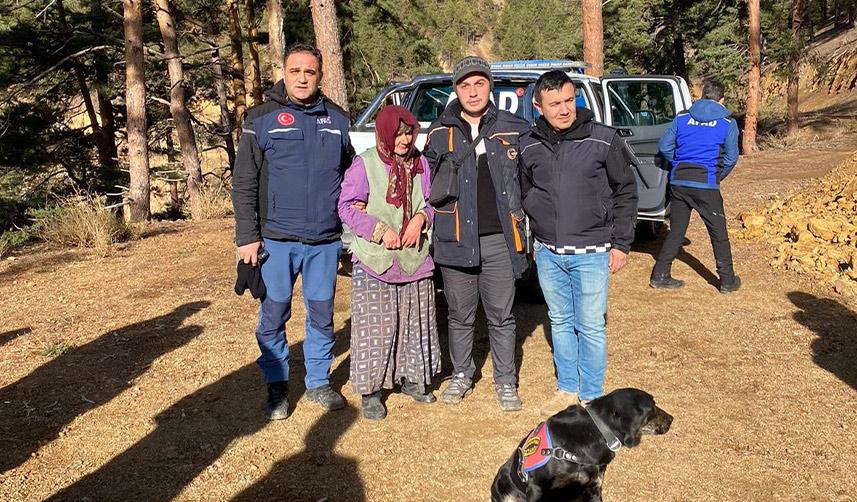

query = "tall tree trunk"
[787, 0, 805, 136]
[581, 0, 604, 77]
[95, 64, 118, 166]
[310, 0, 349, 110]
[123, 0, 150, 222]
[744, 0, 762, 154]
[204, 20, 237, 171]
[57, 0, 116, 180]
[672, 31, 688, 82]
[213, 46, 237, 172]
[153, 0, 204, 217]
[225, 0, 248, 130]
[245, 0, 264, 105]
[267, 0, 286, 82]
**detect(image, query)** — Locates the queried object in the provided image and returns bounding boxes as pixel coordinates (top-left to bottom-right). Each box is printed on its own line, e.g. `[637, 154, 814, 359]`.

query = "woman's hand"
[382, 228, 402, 249]
[401, 213, 426, 248]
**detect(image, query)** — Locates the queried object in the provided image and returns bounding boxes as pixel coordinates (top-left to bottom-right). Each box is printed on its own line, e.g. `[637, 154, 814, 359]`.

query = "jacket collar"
[531, 107, 595, 145]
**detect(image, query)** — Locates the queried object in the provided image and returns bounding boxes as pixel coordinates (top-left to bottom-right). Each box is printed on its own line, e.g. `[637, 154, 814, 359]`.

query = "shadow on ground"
[46, 320, 358, 501]
[789, 291, 857, 391]
[633, 234, 720, 288]
[0, 301, 209, 474]
[0, 327, 31, 348]
[231, 404, 363, 502]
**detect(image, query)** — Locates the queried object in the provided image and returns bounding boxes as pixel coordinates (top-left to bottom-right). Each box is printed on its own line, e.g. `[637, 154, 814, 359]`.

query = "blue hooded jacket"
[659, 99, 739, 190]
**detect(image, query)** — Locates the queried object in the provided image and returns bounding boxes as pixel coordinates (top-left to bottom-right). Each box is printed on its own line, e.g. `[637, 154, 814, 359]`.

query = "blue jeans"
[534, 241, 609, 401]
[256, 238, 341, 388]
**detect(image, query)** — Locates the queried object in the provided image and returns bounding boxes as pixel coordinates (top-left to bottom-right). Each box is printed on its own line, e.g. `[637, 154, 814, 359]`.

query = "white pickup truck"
[349, 60, 694, 225]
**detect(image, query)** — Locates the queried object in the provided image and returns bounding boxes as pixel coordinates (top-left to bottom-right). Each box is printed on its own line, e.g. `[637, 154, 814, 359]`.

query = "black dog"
[491, 388, 673, 502]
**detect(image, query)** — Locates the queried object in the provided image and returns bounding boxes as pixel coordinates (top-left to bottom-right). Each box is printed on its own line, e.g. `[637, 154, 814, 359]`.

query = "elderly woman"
[338, 105, 441, 420]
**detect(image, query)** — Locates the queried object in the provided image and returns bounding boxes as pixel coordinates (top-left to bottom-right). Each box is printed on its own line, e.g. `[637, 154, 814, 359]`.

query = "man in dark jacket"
[232, 44, 353, 420]
[517, 70, 637, 417]
[423, 56, 529, 411]
[650, 78, 741, 293]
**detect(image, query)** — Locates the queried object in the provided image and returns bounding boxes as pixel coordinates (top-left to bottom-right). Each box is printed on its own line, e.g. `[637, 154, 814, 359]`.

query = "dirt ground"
[1, 140, 856, 501]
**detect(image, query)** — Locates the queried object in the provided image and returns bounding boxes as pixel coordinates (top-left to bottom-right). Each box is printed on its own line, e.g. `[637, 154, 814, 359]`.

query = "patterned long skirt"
[349, 265, 441, 396]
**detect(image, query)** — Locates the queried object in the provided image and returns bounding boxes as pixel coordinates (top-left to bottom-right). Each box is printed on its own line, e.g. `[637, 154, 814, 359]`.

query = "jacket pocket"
[433, 201, 460, 243]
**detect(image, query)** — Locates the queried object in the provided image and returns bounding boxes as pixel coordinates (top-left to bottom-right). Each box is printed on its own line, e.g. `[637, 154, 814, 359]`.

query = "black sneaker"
[305, 384, 345, 411]
[266, 381, 290, 420]
[361, 392, 386, 420]
[650, 273, 685, 289]
[720, 275, 742, 294]
[401, 380, 436, 403]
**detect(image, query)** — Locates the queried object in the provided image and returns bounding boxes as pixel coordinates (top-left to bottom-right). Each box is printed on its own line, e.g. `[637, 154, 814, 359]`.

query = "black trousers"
[439, 234, 517, 385]
[653, 185, 735, 282]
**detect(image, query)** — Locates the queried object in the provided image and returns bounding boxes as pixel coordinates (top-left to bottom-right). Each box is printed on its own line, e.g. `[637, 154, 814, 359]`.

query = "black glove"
[234, 260, 266, 299]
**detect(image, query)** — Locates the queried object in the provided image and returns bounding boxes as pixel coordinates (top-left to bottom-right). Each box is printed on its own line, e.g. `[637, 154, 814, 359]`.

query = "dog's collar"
[585, 405, 623, 452]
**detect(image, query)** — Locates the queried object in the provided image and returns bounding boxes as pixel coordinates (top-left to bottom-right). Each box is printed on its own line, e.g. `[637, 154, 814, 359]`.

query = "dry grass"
[0, 237, 8, 259]
[33, 195, 138, 256]
[187, 182, 233, 220]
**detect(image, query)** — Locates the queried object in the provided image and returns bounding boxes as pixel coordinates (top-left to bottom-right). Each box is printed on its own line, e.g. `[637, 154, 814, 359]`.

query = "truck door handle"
[617, 128, 634, 137]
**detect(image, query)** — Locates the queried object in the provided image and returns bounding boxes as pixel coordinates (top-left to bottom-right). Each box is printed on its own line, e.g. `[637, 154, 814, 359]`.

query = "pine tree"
[744, 0, 762, 154]
[153, 0, 203, 216]
[310, 0, 349, 110]
[582, 0, 605, 76]
[123, 0, 150, 222]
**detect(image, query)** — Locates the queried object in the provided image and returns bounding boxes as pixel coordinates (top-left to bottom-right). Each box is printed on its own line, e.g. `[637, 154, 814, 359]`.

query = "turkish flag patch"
[277, 112, 295, 126]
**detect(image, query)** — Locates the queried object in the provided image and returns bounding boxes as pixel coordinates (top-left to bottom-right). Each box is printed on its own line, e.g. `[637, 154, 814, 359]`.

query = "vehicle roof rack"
[489, 59, 590, 74]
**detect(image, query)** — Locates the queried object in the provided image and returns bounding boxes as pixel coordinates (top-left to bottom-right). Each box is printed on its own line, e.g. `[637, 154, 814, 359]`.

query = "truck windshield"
[410, 81, 533, 123]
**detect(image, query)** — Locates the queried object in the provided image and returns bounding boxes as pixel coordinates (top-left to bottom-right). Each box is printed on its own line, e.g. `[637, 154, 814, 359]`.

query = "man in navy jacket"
[232, 44, 353, 420]
[651, 78, 741, 293]
[518, 70, 637, 416]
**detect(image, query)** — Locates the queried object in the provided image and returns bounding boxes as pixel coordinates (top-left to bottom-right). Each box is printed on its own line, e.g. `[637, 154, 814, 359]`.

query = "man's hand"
[382, 228, 401, 250]
[238, 241, 263, 266]
[608, 248, 629, 274]
[400, 213, 426, 248]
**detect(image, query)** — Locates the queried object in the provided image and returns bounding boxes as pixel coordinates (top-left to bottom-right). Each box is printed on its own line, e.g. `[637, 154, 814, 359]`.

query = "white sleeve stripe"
[242, 128, 256, 135]
[520, 143, 540, 154]
[572, 138, 611, 146]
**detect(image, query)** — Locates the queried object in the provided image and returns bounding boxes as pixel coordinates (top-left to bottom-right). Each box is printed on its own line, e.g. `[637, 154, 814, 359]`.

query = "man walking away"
[650, 77, 741, 293]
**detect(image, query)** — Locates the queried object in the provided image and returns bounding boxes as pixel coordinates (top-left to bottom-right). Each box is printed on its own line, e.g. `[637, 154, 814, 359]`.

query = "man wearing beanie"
[424, 56, 529, 411]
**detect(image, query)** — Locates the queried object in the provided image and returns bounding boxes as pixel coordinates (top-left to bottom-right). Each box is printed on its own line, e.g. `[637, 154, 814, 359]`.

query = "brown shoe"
[539, 390, 579, 417]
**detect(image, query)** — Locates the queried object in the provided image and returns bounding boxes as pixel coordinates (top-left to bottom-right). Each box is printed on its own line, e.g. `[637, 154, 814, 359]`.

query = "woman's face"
[393, 129, 413, 156]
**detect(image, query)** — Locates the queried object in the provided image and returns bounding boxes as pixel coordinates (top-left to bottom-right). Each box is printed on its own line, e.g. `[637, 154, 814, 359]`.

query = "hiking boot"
[266, 381, 290, 421]
[361, 392, 386, 420]
[441, 373, 473, 404]
[650, 273, 685, 289]
[495, 383, 522, 412]
[540, 390, 579, 417]
[401, 380, 436, 403]
[305, 384, 345, 411]
[719, 275, 742, 294]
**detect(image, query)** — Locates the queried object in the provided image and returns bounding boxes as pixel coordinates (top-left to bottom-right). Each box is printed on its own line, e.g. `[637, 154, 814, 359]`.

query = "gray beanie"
[453, 56, 494, 89]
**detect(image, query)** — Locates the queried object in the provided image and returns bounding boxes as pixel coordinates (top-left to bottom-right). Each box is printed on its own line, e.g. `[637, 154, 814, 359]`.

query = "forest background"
[1, 0, 855, 250]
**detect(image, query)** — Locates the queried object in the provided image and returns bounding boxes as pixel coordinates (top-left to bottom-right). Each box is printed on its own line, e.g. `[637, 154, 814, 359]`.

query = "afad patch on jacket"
[518, 421, 553, 479]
